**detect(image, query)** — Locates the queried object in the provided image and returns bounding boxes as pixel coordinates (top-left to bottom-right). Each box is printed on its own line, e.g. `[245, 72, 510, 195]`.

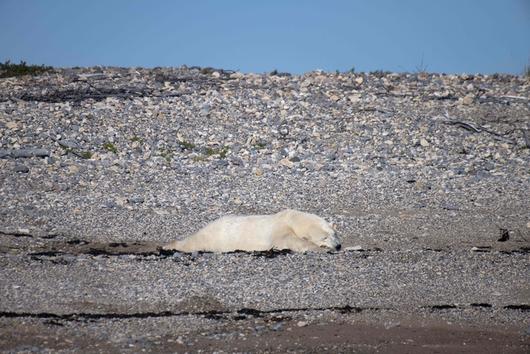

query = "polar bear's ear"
[278, 209, 297, 218]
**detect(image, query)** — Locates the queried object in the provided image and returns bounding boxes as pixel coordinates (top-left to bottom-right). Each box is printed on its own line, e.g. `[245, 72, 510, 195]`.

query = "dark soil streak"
[2, 303, 525, 323]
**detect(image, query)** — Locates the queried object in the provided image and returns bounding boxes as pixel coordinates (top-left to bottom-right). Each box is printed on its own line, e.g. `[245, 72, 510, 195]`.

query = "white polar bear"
[162, 209, 340, 253]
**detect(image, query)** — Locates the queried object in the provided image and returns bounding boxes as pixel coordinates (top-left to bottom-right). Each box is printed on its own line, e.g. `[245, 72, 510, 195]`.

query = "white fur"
[162, 209, 340, 253]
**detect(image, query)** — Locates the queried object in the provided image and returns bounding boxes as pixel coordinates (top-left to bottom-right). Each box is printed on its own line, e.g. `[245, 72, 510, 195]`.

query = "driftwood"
[443, 111, 520, 145]
[443, 120, 517, 144]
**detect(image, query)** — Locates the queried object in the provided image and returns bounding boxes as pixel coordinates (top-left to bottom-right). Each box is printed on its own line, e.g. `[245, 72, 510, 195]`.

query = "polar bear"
[162, 209, 340, 253]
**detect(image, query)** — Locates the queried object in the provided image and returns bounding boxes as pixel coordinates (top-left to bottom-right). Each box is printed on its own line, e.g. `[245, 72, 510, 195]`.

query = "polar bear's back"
[189, 214, 279, 252]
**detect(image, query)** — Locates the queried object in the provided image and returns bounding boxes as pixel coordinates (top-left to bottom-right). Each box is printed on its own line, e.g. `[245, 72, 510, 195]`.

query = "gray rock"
[278, 124, 289, 137]
[229, 156, 244, 166]
[474, 170, 491, 180]
[128, 196, 145, 204]
[0, 148, 50, 159]
[324, 164, 335, 171]
[58, 140, 81, 149]
[453, 167, 466, 175]
[441, 202, 460, 211]
[344, 245, 364, 252]
[483, 162, 495, 171]
[200, 103, 211, 116]
[214, 159, 229, 168]
[102, 200, 118, 209]
[14, 164, 29, 173]
[171, 252, 183, 260]
[45, 156, 56, 165]
[271, 322, 283, 331]
[327, 151, 338, 161]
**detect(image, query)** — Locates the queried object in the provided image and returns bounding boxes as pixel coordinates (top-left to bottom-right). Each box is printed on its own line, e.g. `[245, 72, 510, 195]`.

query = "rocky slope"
[0, 67, 529, 352]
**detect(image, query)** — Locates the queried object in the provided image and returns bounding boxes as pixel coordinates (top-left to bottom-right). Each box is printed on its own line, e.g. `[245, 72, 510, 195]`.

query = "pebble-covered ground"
[0, 67, 529, 353]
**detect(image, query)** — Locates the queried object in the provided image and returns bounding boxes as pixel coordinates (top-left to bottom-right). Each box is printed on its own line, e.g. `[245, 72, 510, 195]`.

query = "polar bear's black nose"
[335, 244, 341, 251]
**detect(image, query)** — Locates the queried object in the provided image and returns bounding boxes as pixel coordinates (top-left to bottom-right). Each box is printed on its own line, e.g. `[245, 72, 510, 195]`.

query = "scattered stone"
[497, 229, 510, 242]
[67, 165, 80, 175]
[14, 164, 29, 173]
[289, 156, 301, 163]
[344, 246, 364, 252]
[384, 321, 401, 329]
[0, 148, 50, 159]
[462, 94, 474, 105]
[6, 121, 19, 129]
[58, 139, 81, 149]
[433, 91, 451, 99]
[16, 228, 30, 235]
[77, 73, 107, 80]
[128, 195, 145, 204]
[348, 94, 361, 103]
[200, 103, 210, 117]
[441, 203, 460, 211]
[271, 322, 283, 331]
[114, 197, 127, 207]
[296, 321, 308, 327]
[102, 200, 118, 209]
[471, 246, 491, 252]
[230, 72, 244, 79]
[278, 125, 289, 137]
[279, 158, 294, 168]
[420, 138, 430, 147]
[329, 94, 340, 102]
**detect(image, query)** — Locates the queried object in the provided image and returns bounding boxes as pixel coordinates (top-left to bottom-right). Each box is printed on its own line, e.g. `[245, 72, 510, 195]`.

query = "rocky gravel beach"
[0, 66, 529, 352]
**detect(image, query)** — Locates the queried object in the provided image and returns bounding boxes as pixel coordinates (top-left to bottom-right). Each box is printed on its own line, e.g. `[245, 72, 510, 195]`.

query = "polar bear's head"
[279, 209, 341, 251]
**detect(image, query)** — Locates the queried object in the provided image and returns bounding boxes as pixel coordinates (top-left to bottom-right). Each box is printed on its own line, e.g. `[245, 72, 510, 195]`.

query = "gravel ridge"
[0, 67, 529, 352]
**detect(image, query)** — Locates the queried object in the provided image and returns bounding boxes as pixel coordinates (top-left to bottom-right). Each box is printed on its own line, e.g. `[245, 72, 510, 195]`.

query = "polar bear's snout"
[315, 220, 341, 250]
[319, 234, 341, 251]
[309, 223, 341, 250]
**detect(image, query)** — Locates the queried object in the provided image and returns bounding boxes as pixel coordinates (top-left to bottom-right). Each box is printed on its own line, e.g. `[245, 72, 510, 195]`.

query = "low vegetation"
[178, 140, 196, 150]
[0, 60, 54, 78]
[205, 146, 229, 158]
[103, 142, 118, 154]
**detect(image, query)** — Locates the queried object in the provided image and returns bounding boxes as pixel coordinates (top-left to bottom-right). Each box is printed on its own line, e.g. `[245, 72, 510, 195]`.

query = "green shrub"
[103, 142, 118, 154]
[178, 140, 195, 150]
[0, 60, 54, 78]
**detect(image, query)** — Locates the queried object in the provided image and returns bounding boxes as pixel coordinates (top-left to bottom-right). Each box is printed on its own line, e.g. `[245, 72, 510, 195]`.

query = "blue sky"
[1, 0, 529, 74]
